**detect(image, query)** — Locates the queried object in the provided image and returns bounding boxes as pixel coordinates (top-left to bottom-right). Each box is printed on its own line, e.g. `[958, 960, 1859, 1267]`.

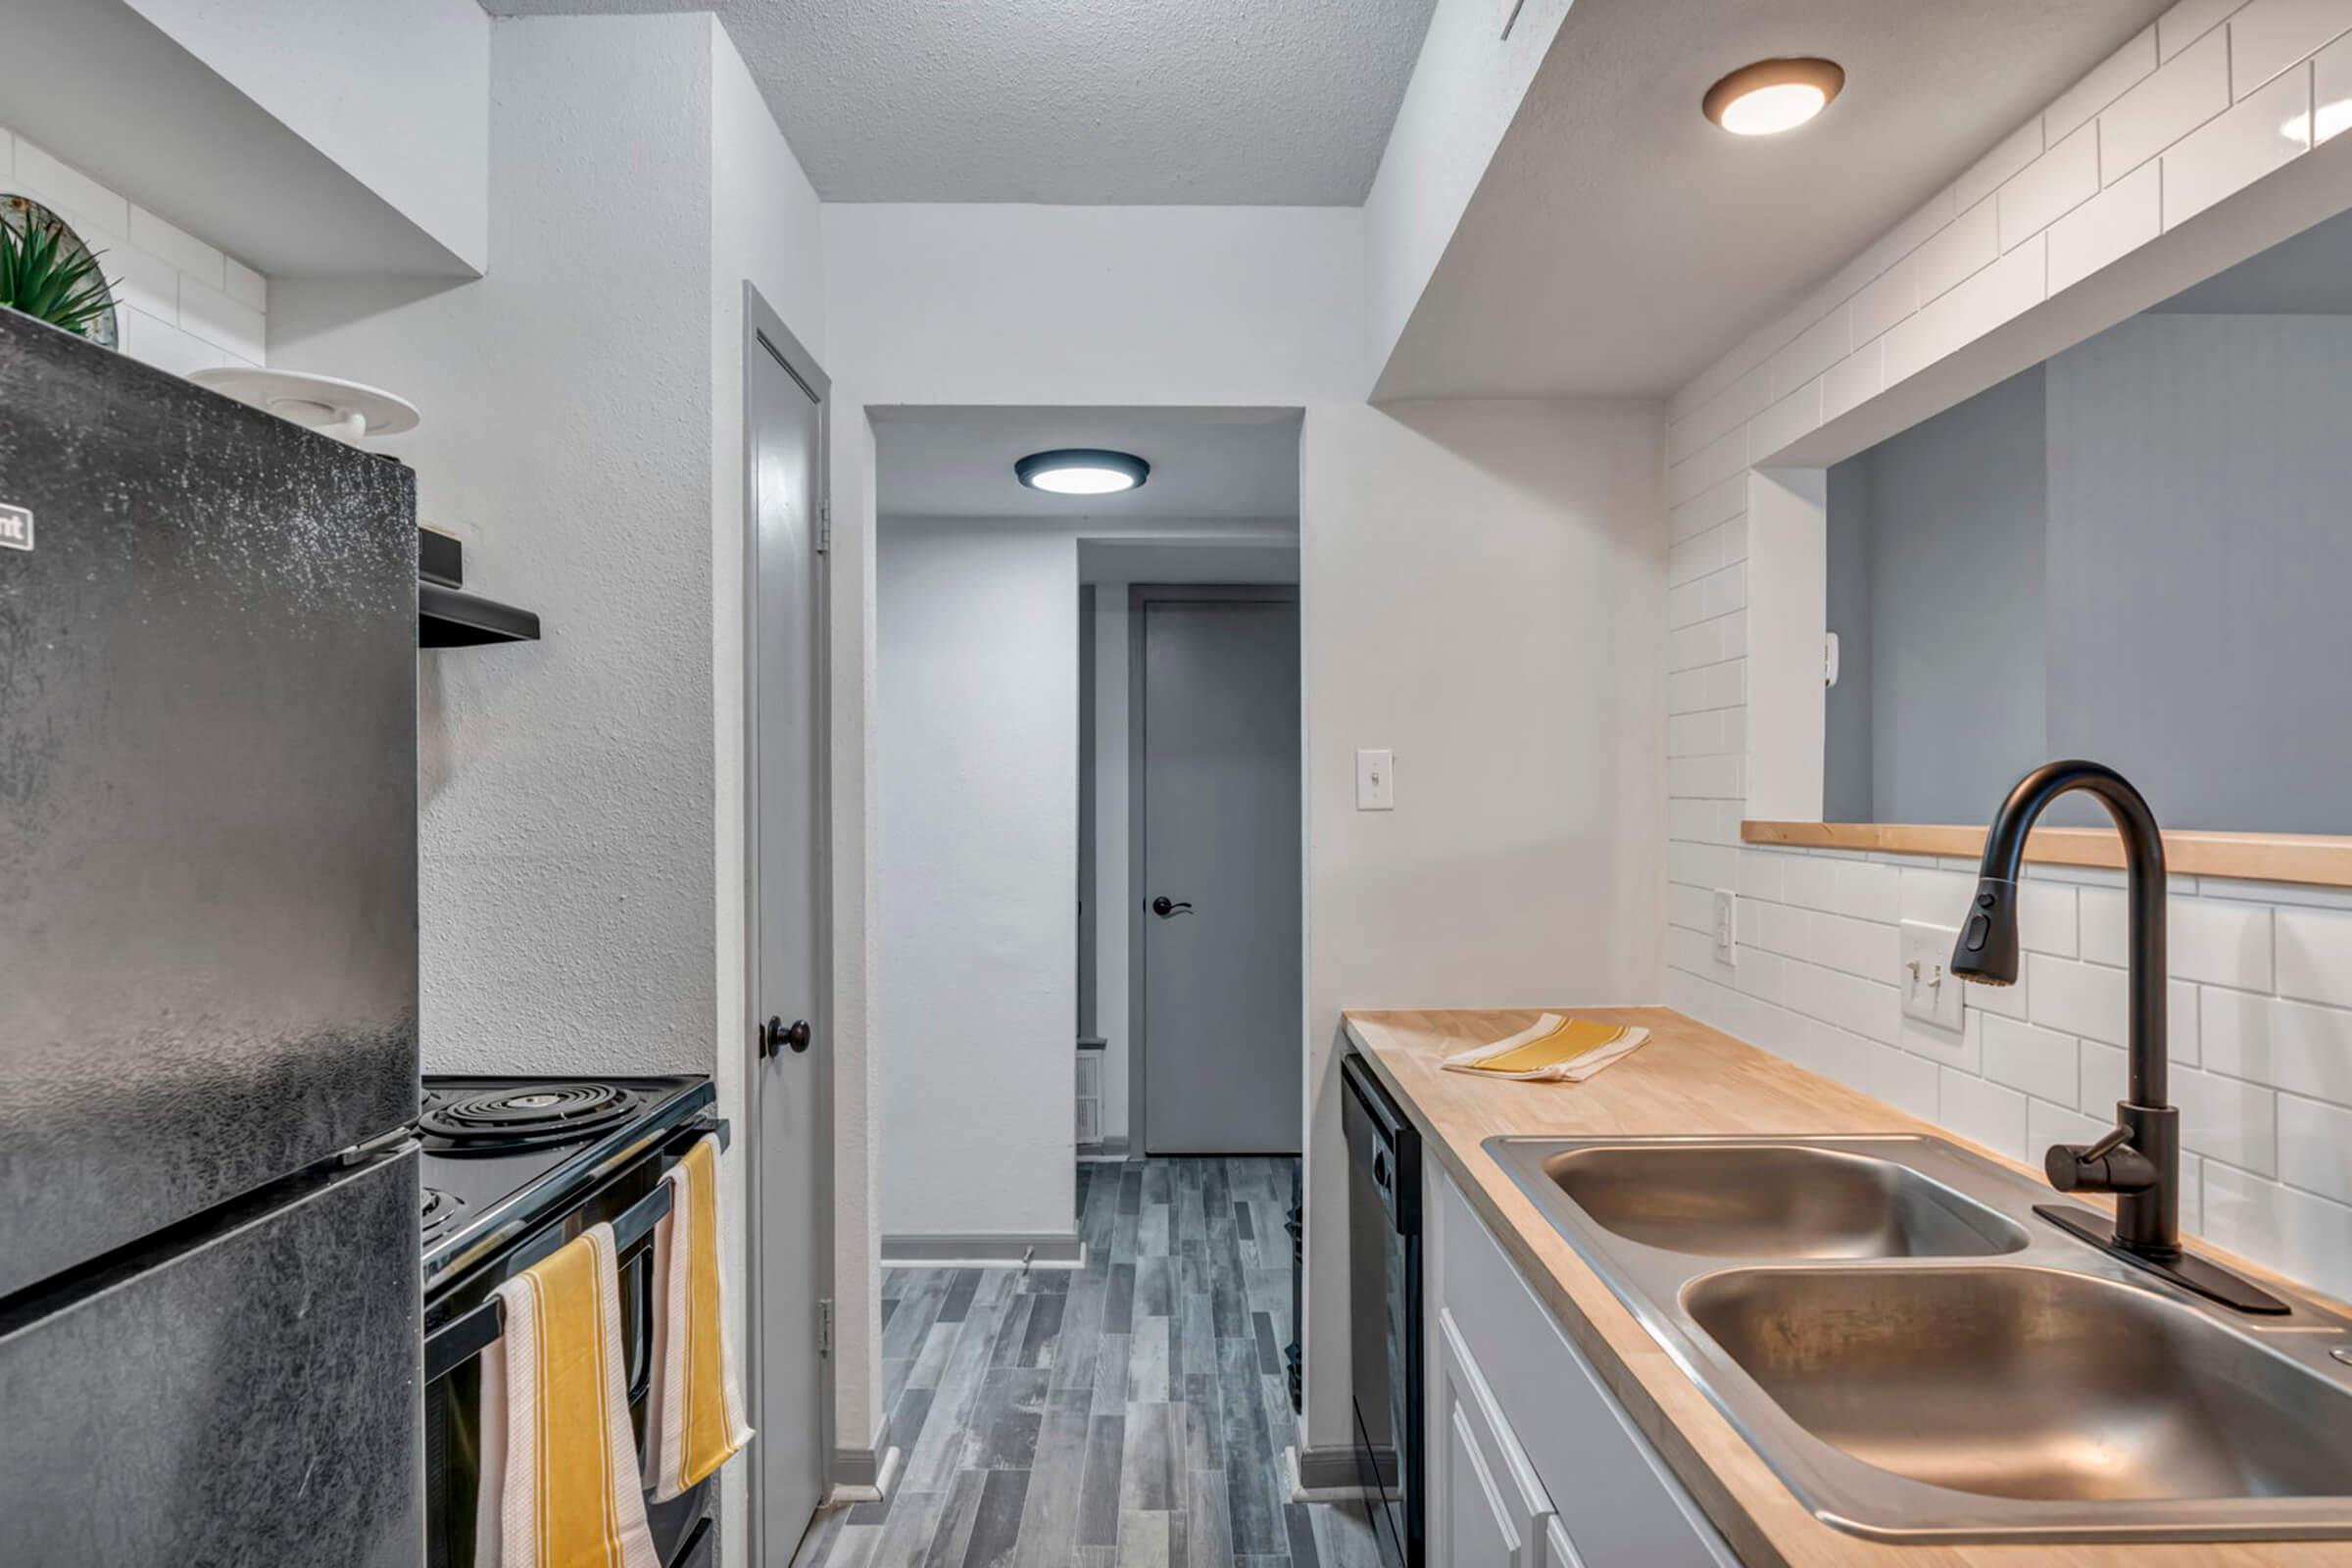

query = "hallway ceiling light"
[1015, 449, 1151, 495]
[1703, 58, 1844, 136]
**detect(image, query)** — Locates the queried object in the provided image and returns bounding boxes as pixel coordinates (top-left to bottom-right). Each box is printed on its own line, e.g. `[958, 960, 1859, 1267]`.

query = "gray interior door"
[750, 305, 826, 1558]
[1140, 594, 1303, 1153]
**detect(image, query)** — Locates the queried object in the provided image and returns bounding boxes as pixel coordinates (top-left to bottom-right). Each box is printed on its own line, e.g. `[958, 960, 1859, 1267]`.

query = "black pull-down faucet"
[1950, 760, 2287, 1314]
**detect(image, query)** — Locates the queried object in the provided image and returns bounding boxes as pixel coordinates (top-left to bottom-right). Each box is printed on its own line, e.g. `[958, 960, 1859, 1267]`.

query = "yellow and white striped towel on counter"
[1440, 1013, 1650, 1083]
[475, 1223, 660, 1568]
[645, 1134, 755, 1500]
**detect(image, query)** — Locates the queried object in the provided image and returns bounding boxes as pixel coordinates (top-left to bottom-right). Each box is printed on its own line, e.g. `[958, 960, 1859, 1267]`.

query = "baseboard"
[880, 1230, 1087, 1269]
[1287, 1444, 1376, 1502]
[1075, 1136, 1130, 1162]
[827, 1413, 896, 1501]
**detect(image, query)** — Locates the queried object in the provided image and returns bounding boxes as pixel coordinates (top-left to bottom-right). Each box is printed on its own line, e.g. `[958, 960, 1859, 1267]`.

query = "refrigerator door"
[0, 313, 418, 1295]
[0, 1147, 422, 1565]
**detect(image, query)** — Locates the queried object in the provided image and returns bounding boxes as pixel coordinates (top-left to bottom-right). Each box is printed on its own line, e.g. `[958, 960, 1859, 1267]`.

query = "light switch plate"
[1355, 749, 1395, 810]
[1712, 889, 1738, 966]
[1899, 919, 1964, 1031]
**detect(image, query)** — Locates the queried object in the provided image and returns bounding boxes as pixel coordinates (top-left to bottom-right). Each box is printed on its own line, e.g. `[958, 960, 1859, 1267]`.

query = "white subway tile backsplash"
[1668, 366, 1770, 466]
[128, 205, 225, 289]
[1954, 119, 2045, 213]
[2104, 26, 2232, 177]
[222, 256, 268, 313]
[2202, 1161, 2352, 1302]
[1884, 236, 2046, 385]
[2046, 26, 2161, 141]
[2202, 988, 2352, 1102]
[1669, 474, 1745, 542]
[2180, 1067, 2278, 1174]
[178, 278, 265, 365]
[104, 244, 178, 323]
[2163, 63, 2312, 228]
[1747, 378, 1823, 460]
[1997, 123, 2099, 249]
[1667, 426, 1747, 506]
[2159, 0, 2251, 61]
[1911, 197, 2000, 303]
[1765, 310, 1850, 401]
[2277, 906, 2352, 1007]
[2081, 888, 2273, 989]
[15, 138, 128, 236]
[1, 121, 267, 380]
[1820, 336, 1886, 423]
[2023, 954, 2197, 1058]
[116, 307, 238, 378]
[2278, 1094, 2352, 1202]
[1939, 1066, 2030, 1160]
[1982, 1013, 2082, 1106]
[1850, 258, 1918, 344]
[2046, 161, 2163, 293]
[2230, 0, 2352, 95]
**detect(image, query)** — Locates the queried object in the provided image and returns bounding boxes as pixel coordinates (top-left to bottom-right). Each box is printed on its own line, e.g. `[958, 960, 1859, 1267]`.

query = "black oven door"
[1343, 1054, 1422, 1568]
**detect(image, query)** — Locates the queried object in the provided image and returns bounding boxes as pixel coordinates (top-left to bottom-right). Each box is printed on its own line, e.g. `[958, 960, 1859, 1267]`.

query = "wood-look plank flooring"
[795, 1157, 1384, 1568]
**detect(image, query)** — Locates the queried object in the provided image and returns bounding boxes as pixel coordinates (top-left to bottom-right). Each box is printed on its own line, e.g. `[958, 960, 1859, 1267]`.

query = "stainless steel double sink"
[1486, 1134, 2352, 1544]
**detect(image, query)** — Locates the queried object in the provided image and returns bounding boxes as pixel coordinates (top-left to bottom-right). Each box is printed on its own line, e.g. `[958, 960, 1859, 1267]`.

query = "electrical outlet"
[1712, 889, 1738, 966]
[1899, 919, 1963, 1031]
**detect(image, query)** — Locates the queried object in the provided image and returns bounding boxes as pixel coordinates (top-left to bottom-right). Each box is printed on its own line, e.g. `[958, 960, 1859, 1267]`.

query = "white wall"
[1361, 0, 1571, 379]
[123, 0, 490, 272]
[1665, 0, 2352, 1307]
[0, 122, 268, 373]
[822, 205, 1368, 409]
[1298, 397, 1667, 1446]
[877, 522, 1082, 1243]
[271, 13, 720, 1080]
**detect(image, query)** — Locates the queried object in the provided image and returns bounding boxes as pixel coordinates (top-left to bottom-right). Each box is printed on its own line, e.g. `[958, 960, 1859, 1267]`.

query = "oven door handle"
[422, 1117, 728, 1386]
[423, 1181, 669, 1384]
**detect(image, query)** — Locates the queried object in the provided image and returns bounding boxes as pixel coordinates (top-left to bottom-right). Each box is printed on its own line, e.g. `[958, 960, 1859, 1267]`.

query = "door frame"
[742, 281, 834, 1564]
[1124, 581, 1302, 1155]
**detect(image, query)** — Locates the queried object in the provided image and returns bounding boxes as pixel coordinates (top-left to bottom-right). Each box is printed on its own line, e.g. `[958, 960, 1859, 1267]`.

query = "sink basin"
[1485, 1133, 2352, 1541]
[1686, 1265, 2352, 1504]
[1535, 1143, 2026, 1258]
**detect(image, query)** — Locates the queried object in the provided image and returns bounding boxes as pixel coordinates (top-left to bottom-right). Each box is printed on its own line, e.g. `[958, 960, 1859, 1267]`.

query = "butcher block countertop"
[1340, 1005, 2352, 1568]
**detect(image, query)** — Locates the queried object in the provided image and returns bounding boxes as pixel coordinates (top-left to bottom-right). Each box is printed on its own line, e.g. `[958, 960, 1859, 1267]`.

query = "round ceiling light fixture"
[1703, 57, 1844, 136]
[1015, 448, 1151, 496]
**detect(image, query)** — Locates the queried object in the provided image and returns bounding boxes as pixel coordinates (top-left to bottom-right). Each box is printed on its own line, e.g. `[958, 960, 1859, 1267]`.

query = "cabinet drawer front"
[1436, 1307, 1549, 1567]
[1434, 1169, 1738, 1568]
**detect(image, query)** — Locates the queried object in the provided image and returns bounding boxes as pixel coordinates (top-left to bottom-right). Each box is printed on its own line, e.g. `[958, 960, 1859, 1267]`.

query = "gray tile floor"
[794, 1157, 1385, 1568]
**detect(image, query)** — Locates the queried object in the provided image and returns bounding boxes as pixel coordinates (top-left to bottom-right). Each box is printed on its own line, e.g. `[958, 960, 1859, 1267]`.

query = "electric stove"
[417, 1073, 721, 1568]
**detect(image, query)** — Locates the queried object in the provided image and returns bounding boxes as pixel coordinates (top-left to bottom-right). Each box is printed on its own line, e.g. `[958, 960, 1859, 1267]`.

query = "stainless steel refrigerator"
[0, 309, 421, 1563]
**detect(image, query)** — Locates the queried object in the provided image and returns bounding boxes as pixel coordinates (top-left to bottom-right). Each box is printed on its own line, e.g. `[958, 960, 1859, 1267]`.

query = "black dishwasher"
[1344, 1053, 1422, 1568]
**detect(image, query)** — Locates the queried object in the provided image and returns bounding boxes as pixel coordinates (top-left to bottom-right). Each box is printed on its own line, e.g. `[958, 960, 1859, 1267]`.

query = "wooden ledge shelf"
[1742, 819, 2352, 890]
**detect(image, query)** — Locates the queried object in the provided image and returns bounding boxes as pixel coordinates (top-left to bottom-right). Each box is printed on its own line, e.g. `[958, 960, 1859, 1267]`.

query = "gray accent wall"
[1826, 314, 2352, 834]
[2045, 314, 2352, 833]
[1827, 366, 2047, 825]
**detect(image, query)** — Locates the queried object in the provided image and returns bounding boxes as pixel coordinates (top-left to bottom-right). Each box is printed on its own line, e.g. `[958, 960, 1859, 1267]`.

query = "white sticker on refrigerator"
[0, 504, 30, 552]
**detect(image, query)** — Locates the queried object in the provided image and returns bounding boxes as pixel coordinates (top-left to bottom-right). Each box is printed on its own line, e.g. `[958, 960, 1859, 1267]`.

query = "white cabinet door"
[1431, 1307, 1554, 1566]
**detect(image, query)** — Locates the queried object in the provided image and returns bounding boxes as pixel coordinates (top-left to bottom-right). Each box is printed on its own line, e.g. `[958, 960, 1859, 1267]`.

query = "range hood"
[417, 528, 540, 648]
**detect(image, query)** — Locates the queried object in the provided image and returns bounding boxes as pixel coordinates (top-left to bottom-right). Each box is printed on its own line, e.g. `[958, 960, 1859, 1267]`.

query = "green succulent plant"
[0, 201, 116, 340]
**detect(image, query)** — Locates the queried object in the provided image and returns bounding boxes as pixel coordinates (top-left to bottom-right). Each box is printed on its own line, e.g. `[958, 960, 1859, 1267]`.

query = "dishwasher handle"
[1342, 1053, 1420, 1235]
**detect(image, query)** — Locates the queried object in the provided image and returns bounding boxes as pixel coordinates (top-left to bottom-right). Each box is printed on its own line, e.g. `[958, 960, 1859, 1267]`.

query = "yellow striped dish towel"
[474, 1223, 659, 1568]
[1441, 1013, 1650, 1083]
[645, 1135, 755, 1500]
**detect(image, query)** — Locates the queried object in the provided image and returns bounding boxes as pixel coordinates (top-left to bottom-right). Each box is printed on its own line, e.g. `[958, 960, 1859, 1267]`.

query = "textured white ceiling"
[477, 0, 1438, 203]
[1377, 0, 2176, 398]
[875, 407, 1301, 519]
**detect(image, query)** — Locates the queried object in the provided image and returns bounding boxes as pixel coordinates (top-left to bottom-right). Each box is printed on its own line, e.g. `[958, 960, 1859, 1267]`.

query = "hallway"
[797, 1157, 1382, 1567]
